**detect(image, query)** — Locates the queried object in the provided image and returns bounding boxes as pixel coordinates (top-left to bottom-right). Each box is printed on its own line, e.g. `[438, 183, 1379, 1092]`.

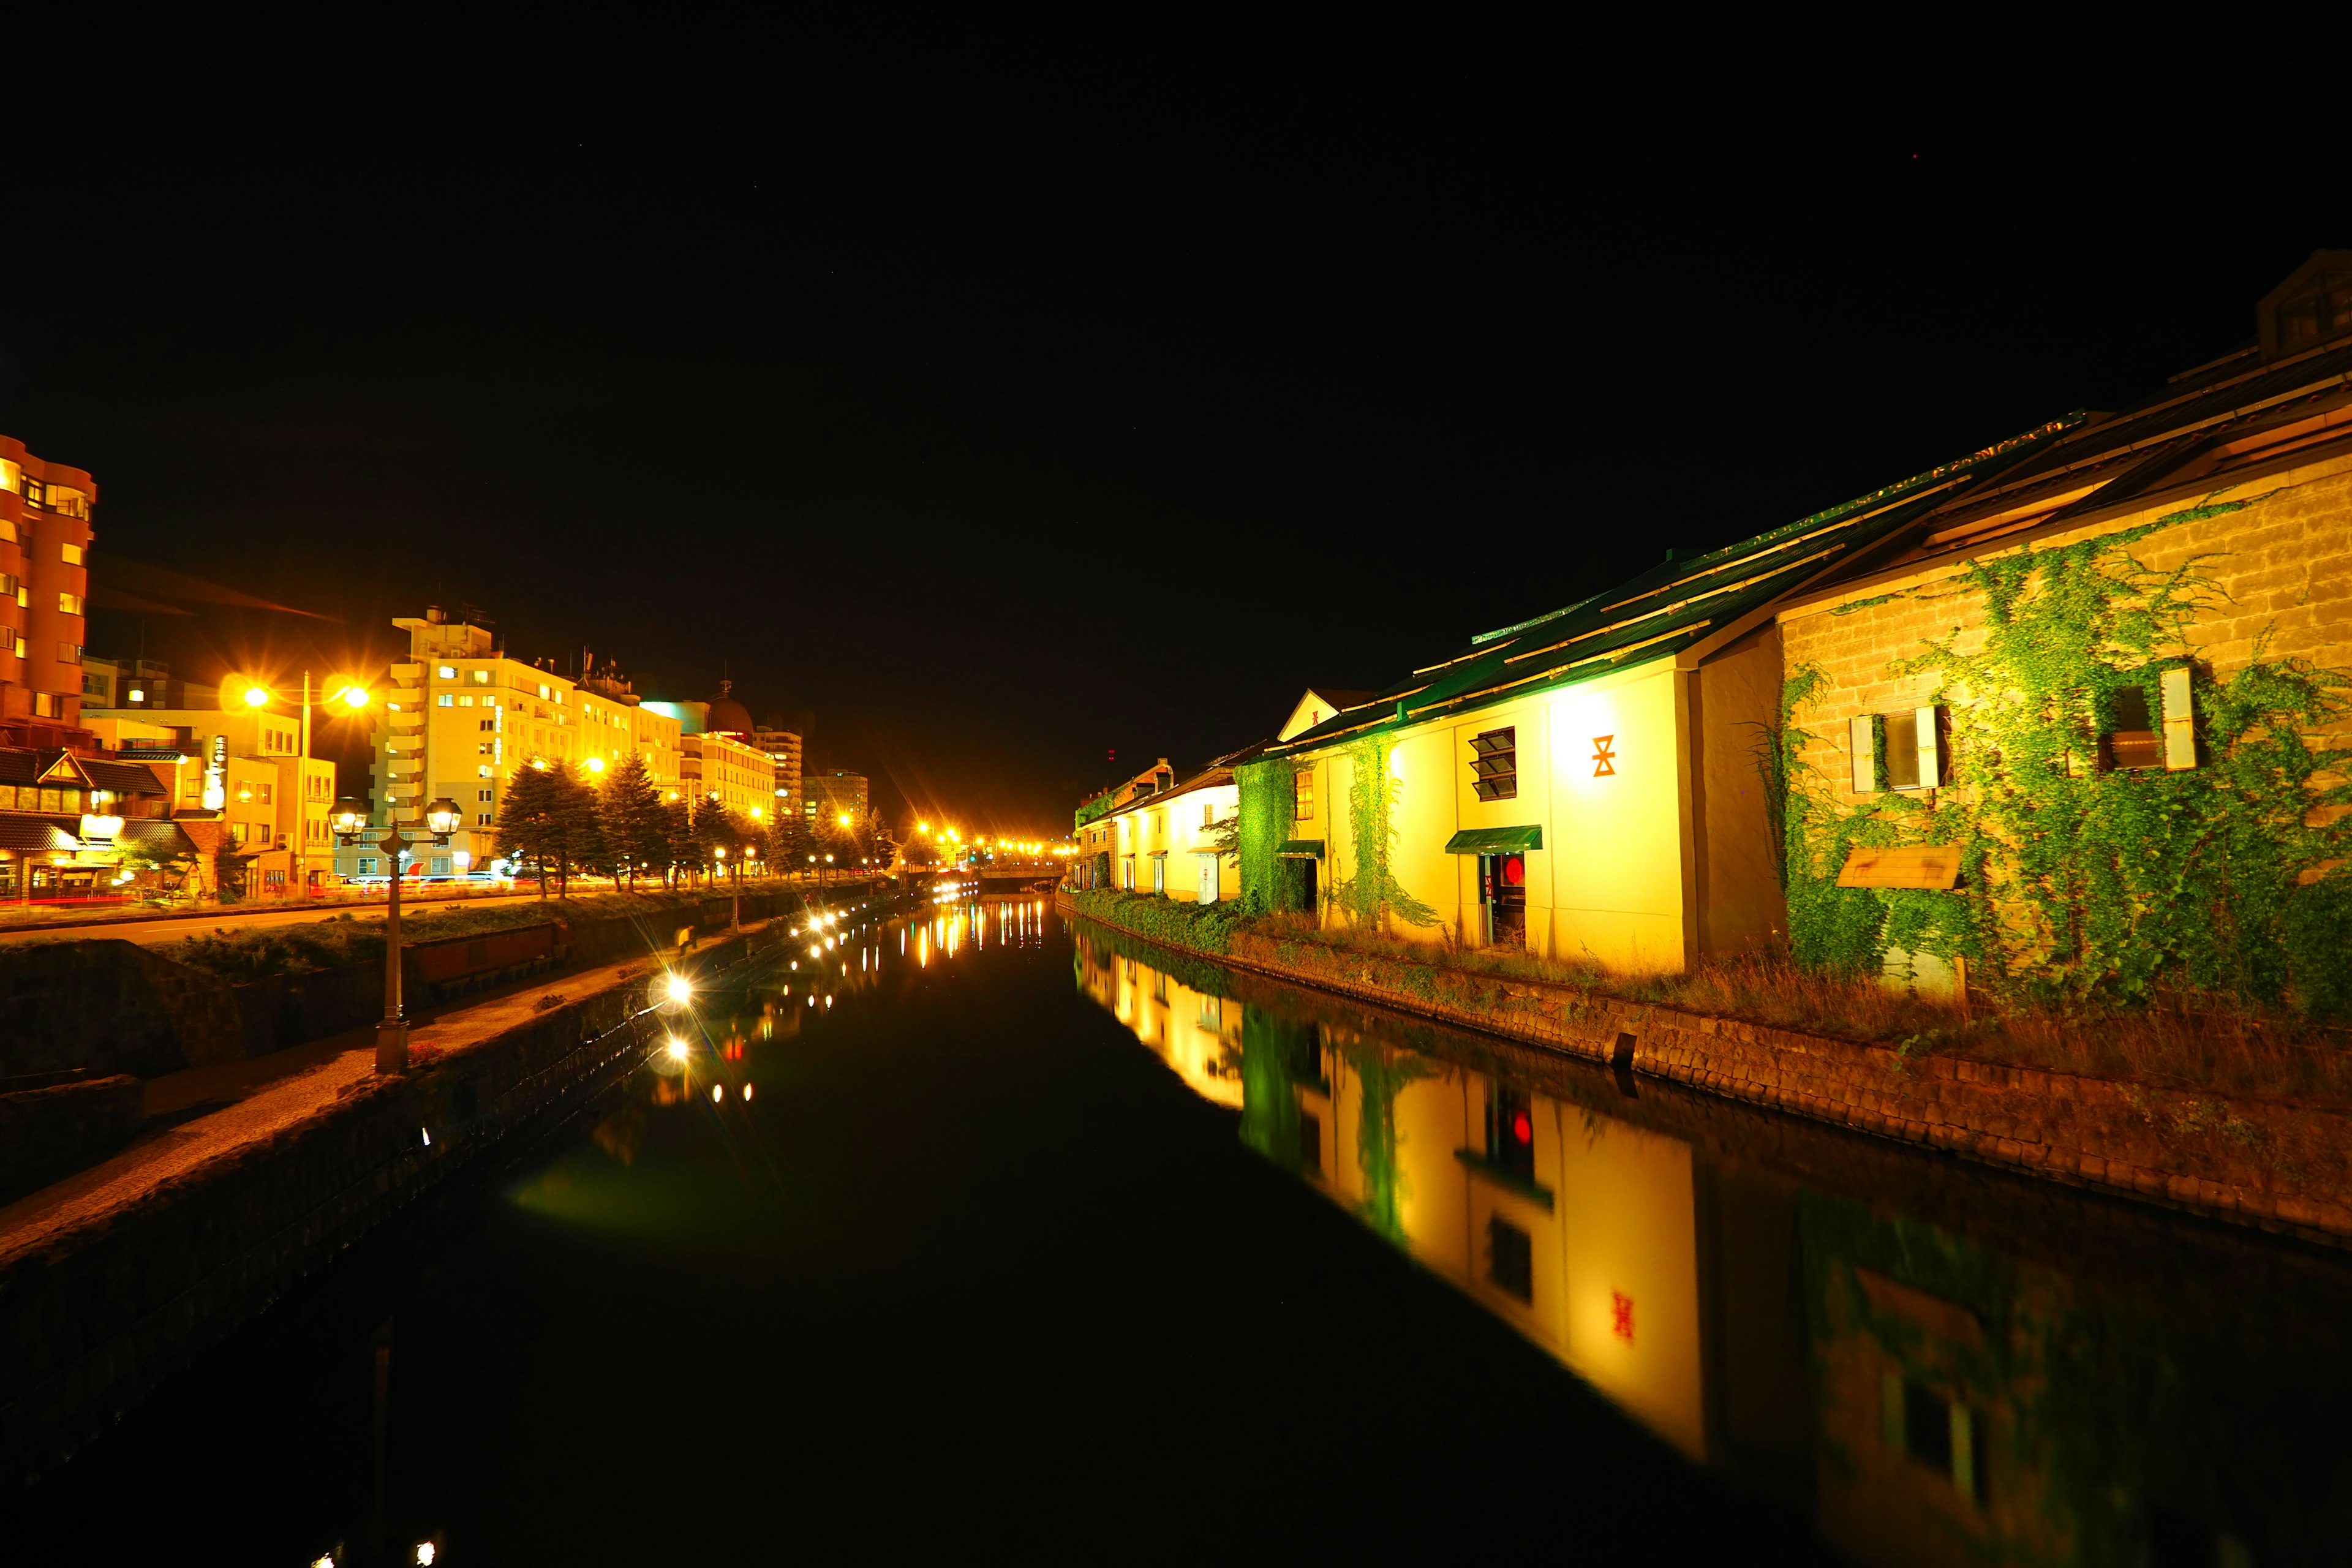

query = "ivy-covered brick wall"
[1776, 462, 2352, 1014]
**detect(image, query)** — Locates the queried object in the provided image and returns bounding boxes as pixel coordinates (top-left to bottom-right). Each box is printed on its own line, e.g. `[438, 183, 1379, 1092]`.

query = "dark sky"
[4, 102, 2343, 832]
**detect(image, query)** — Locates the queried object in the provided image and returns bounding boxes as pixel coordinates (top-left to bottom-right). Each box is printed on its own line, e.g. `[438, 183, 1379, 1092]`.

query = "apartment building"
[349, 608, 685, 876]
[0, 435, 96, 748]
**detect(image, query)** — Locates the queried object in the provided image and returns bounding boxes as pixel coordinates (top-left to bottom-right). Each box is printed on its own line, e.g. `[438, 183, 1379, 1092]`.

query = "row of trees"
[491, 755, 897, 895]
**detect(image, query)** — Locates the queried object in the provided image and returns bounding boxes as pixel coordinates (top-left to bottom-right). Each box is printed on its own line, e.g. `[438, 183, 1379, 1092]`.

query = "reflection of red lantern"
[1502, 854, 1525, 887]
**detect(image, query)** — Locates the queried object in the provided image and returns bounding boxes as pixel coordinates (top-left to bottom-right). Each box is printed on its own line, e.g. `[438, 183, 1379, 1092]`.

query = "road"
[0, 891, 558, 948]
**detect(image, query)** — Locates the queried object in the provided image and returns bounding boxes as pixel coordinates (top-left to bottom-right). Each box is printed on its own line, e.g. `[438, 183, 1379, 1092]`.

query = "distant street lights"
[235, 673, 372, 897]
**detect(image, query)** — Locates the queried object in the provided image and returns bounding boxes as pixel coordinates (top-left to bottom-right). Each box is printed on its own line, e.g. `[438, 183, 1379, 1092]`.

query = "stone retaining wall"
[1059, 894, 2352, 1248]
[0, 932, 771, 1488]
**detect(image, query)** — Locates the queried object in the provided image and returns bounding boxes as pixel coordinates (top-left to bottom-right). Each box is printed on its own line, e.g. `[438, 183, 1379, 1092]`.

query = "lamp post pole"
[333, 683, 462, 1074]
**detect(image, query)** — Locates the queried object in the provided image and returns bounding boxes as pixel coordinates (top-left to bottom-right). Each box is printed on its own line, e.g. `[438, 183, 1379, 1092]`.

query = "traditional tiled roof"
[0, 818, 82, 853]
[116, 819, 199, 856]
[0, 748, 171, 795]
[83, 758, 171, 796]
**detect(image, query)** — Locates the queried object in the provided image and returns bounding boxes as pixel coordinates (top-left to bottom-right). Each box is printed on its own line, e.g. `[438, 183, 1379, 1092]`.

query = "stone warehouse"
[1232, 251, 2352, 1011]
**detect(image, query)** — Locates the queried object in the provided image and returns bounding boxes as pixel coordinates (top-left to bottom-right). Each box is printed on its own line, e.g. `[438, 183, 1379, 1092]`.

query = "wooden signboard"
[1836, 844, 1962, 889]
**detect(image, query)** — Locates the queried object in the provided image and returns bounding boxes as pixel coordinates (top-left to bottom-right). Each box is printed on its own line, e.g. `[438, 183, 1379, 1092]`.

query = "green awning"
[1442, 825, 1543, 854]
[1276, 839, 1325, 859]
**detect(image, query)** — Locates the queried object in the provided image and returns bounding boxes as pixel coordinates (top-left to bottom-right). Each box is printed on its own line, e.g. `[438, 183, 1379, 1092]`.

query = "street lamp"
[235, 673, 372, 899]
[332, 791, 463, 1073]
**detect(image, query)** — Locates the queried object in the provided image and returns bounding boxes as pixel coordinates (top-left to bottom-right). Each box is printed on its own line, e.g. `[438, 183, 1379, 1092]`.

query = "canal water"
[23, 897, 2352, 1564]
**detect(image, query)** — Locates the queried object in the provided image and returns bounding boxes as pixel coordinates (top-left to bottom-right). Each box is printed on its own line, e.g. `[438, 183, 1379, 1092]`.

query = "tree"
[495, 762, 568, 897]
[598, 755, 666, 891]
[562, 769, 614, 893]
[660, 791, 698, 888]
[767, 810, 815, 880]
[693, 797, 747, 882]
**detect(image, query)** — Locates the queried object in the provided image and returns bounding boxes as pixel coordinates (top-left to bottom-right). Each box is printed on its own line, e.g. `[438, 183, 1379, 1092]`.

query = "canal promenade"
[0, 918, 785, 1489]
[1058, 893, 2352, 1248]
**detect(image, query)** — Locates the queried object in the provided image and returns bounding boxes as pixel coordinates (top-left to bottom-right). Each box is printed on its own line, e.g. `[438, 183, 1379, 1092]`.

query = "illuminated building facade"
[76, 700, 337, 897]
[1251, 251, 2352, 983]
[750, 724, 802, 820]
[0, 435, 96, 749]
[339, 608, 684, 877]
[805, 769, 869, 828]
[1084, 756, 1243, 901]
[0, 747, 188, 902]
[646, 681, 778, 824]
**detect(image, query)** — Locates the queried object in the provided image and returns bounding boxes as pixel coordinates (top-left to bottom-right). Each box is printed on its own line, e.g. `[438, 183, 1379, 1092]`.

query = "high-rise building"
[0, 435, 96, 749]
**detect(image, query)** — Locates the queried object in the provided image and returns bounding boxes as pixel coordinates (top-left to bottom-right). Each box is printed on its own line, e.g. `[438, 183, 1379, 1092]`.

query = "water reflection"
[1072, 922, 2352, 1566]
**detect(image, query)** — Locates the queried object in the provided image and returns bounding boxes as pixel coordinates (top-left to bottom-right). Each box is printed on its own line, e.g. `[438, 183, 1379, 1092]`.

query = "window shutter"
[2160, 668, 2195, 771]
[1849, 717, 1875, 793]
[1913, 707, 1940, 790]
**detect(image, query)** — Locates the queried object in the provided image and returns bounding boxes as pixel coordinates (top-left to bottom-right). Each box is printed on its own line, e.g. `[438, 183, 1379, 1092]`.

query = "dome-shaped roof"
[705, 678, 753, 736]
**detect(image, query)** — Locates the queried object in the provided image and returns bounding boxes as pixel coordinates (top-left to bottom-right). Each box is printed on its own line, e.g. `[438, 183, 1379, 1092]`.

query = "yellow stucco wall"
[1293, 658, 1698, 973]
[1106, 782, 1238, 901]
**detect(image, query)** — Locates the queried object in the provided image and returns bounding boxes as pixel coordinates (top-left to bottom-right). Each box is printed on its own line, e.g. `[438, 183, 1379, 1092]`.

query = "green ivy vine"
[1777, 498, 2352, 1016]
[1332, 735, 1439, 933]
[1234, 758, 1310, 913]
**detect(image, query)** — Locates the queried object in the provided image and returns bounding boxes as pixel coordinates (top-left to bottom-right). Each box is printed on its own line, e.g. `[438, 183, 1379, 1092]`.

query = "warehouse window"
[2277, 271, 2352, 352]
[1471, 726, 1518, 801]
[1850, 709, 1944, 793]
[1487, 1216, 1532, 1303]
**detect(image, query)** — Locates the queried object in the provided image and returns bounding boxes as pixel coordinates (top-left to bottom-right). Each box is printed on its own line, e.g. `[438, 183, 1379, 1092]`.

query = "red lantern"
[1502, 854, 1525, 887]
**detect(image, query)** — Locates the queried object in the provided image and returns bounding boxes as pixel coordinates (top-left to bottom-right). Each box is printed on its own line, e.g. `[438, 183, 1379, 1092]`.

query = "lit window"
[470, 669, 488, 685]
[60, 542, 83, 566]
[1294, 768, 1315, 821]
[459, 695, 473, 706]
[57, 592, 83, 616]
[436, 665, 456, 679]
[437, 693, 453, 707]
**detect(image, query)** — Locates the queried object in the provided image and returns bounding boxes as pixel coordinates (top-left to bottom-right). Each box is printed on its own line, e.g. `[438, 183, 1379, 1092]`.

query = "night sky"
[5, 107, 2343, 831]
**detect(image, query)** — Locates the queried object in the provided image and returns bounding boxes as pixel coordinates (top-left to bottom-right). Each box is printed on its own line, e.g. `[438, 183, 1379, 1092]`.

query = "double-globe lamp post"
[326, 675, 461, 1075]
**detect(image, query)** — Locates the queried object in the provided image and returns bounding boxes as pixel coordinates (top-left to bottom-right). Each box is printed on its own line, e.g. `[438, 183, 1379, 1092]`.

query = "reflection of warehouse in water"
[1073, 929, 2312, 1568]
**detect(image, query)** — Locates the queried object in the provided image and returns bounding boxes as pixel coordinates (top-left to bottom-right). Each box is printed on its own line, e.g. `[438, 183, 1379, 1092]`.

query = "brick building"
[0, 435, 96, 748]
[1772, 249, 2352, 1000]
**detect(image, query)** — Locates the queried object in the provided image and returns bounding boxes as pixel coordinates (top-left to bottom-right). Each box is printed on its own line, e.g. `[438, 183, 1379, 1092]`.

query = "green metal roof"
[1276, 839, 1324, 858]
[1264, 416, 2081, 760]
[1442, 825, 1543, 854]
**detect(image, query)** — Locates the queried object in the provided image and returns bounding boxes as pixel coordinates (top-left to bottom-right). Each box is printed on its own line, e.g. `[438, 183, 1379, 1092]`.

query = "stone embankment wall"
[1059, 894, 2352, 1249]
[0, 929, 777, 1488]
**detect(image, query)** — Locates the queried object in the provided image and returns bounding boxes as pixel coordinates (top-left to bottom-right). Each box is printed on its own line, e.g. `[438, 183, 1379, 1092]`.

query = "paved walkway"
[0, 946, 695, 1270]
